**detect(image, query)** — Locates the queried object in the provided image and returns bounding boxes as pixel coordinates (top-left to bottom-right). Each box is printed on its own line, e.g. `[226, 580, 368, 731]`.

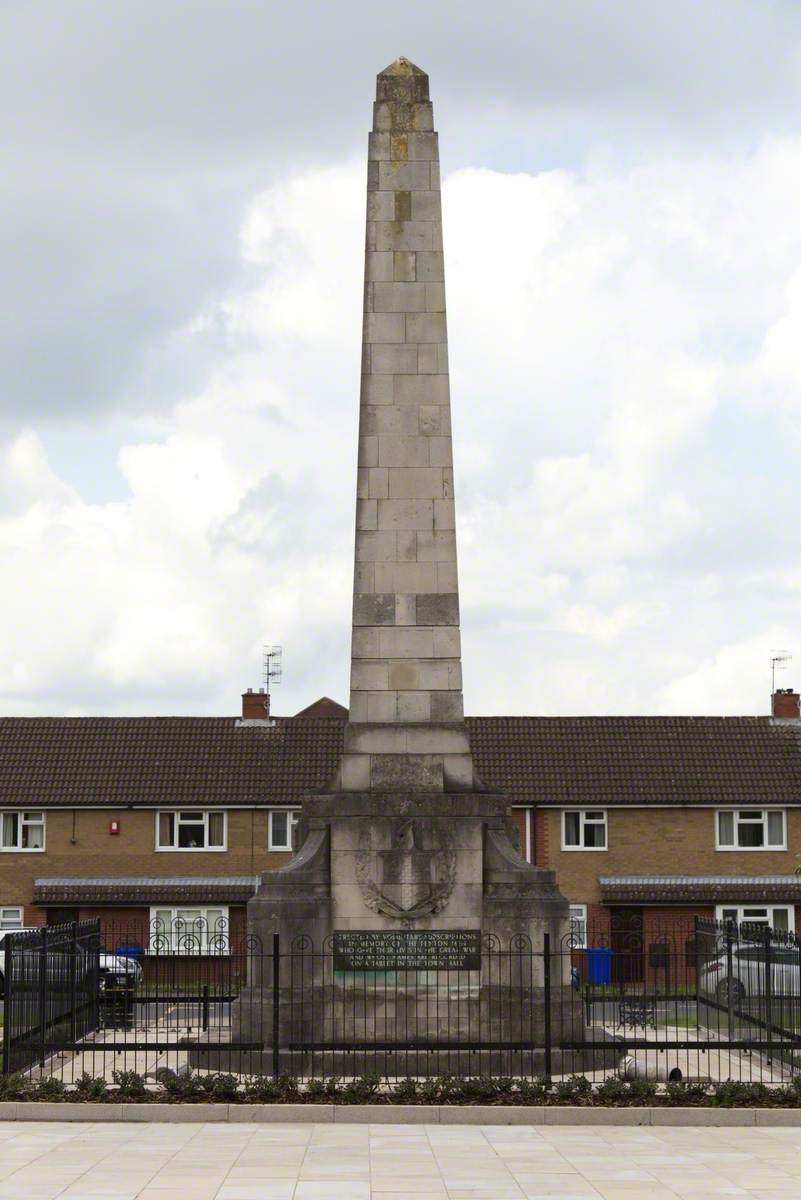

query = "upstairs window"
[269, 809, 300, 852]
[0, 811, 45, 852]
[156, 810, 226, 851]
[716, 809, 785, 851]
[562, 810, 607, 851]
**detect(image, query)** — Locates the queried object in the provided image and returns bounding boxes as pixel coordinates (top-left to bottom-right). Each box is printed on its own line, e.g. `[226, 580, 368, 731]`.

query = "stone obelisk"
[333, 57, 473, 796]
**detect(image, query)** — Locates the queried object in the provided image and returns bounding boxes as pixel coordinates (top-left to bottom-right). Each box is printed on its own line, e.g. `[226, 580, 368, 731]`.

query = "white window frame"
[715, 904, 795, 933]
[268, 808, 300, 852]
[569, 904, 588, 948]
[562, 809, 607, 851]
[0, 907, 23, 930]
[155, 810, 227, 852]
[715, 808, 786, 851]
[0, 811, 46, 852]
[148, 906, 230, 955]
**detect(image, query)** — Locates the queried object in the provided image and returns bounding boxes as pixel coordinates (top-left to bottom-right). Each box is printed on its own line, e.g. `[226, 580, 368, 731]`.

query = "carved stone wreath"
[356, 817, 457, 922]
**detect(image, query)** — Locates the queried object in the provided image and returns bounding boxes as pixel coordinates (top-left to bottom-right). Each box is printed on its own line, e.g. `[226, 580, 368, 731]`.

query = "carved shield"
[356, 818, 456, 921]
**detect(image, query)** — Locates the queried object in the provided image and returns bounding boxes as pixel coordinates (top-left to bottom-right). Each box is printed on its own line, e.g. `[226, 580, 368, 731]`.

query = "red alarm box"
[109, 820, 120, 836]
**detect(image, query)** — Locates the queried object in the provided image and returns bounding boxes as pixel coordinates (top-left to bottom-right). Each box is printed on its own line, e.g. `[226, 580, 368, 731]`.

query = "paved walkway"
[0, 1121, 800, 1199]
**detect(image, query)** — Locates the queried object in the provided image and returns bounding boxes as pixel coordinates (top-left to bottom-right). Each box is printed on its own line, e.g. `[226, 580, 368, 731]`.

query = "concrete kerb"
[4, 1104, 801, 1124]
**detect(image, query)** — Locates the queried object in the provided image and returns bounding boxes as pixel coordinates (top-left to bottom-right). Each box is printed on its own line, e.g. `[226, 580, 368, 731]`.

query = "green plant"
[111, 1070, 147, 1100]
[626, 1077, 658, 1103]
[29, 1076, 67, 1101]
[595, 1076, 628, 1103]
[339, 1074, 381, 1103]
[553, 1074, 592, 1103]
[73, 1073, 109, 1101]
[243, 1075, 300, 1103]
[516, 1076, 550, 1103]
[304, 1077, 335, 1102]
[159, 1071, 205, 1102]
[0, 1073, 30, 1100]
[391, 1077, 419, 1102]
[711, 1080, 771, 1108]
[664, 1079, 709, 1105]
[198, 1073, 241, 1102]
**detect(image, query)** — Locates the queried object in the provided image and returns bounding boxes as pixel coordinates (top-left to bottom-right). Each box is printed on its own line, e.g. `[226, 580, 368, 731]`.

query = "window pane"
[564, 812, 580, 846]
[738, 816, 764, 847]
[158, 813, 174, 847]
[772, 908, 790, 931]
[767, 811, 784, 846]
[208, 812, 225, 846]
[718, 811, 734, 846]
[584, 819, 606, 848]
[23, 818, 44, 849]
[0, 908, 22, 930]
[2, 813, 17, 847]
[178, 821, 204, 848]
[271, 811, 289, 847]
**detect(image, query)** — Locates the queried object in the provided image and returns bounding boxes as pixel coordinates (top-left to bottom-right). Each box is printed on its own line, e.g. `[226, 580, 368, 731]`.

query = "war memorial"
[224, 59, 609, 1077]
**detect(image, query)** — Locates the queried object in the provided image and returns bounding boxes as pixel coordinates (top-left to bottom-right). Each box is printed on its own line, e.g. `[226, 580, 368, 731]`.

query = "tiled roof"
[466, 717, 801, 807]
[600, 875, 801, 903]
[33, 876, 259, 904]
[0, 714, 799, 809]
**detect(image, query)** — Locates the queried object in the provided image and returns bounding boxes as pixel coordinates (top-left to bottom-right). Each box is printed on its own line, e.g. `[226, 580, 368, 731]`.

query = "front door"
[610, 906, 644, 986]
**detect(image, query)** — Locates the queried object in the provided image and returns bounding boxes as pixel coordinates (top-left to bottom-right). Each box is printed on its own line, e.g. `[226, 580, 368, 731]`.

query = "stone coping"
[3, 1103, 801, 1124]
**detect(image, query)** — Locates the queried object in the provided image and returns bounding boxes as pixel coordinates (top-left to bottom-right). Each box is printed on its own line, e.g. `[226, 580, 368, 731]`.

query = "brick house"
[1, 689, 799, 967]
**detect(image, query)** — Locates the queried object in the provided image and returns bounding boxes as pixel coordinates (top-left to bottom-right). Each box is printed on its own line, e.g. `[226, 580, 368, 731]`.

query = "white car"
[0, 929, 142, 995]
[700, 942, 801, 1003]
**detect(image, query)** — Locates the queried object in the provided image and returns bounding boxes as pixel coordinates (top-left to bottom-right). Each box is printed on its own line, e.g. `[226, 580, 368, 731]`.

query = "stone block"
[407, 312, 447, 343]
[417, 530, 457, 561]
[394, 373, 450, 406]
[368, 131, 391, 160]
[122, 1103, 229, 1122]
[372, 102, 393, 131]
[355, 499, 377, 531]
[431, 691, 464, 721]
[353, 593, 394, 627]
[377, 435, 430, 468]
[358, 435, 378, 466]
[426, 283, 446, 312]
[340, 753, 371, 790]
[372, 281, 427, 313]
[368, 467, 389, 498]
[366, 191, 394, 221]
[378, 627, 434, 658]
[375, 220, 433, 253]
[370, 754, 444, 790]
[437, 342, 448, 370]
[417, 343, 438, 373]
[351, 660, 389, 690]
[353, 562, 374, 592]
[755, 1109, 801, 1124]
[448, 662, 463, 689]
[361, 375, 393, 405]
[348, 692, 368, 722]
[364, 312, 405, 343]
[545, 1107, 650, 1125]
[355, 531, 396, 562]
[365, 250, 394, 281]
[235, 1104, 332, 1123]
[405, 727, 471, 754]
[370, 344, 418, 374]
[377, 498, 434, 530]
[364, 219, 377, 249]
[416, 251, 444, 280]
[416, 661, 451, 689]
[434, 498, 455, 530]
[395, 593, 416, 625]
[442, 1106, 544, 1125]
[356, 467, 369, 499]
[376, 561, 437, 593]
[411, 193, 441, 223]
[442, 468, 454, 496]
[364, 280, 374, 312]
[345, 725, 408, 753]
[407, 132, 439, 160]
[378, 160, 431, 191]
[335, 1104, 438, 1123]
[388, 467, 444, 498]
[411, 101, 434, 131]
[362, 407, 419, 436]
[444, 753, 474, 794]
[418, 406, 442, 435]
[397, 530, 417, 560]
[416, 593, 459, 625]
[387, 660, 420, 690]
[430, 161, 441, 190]
[434, 627, 461, 658]
[437, 562, 458, 592]
[429, 436, 453, 467]
[393, 251, 416, 281]
[398, 691, 431, 721]
[367, 692, 397, 723]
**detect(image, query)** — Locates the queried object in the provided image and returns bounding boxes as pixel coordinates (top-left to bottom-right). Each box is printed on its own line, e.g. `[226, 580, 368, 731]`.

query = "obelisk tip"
[378, 57, 428, 79]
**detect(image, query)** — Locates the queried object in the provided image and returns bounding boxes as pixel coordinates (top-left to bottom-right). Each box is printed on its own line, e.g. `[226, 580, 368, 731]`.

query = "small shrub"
[595, 1076, 628, 1104]
[340, 1074, 381, 1103]
[111, 1070, 147, 1100]
[198, 1073, 240, 1102]
[159, 1071, 205, 1102]
[243, 1075, 300, 1103]
[516, 1076, 550, 1103]
[0, 1074, 30, 1101]
[73, 1073, 108, 1102]
[664, 1079, 709, 1105]
[29, 1076, 67, 1102]
[304, 1077, 332, 1102]
[711, 1080, 771, 1108]
[626, 1077, 658, 1104]
[455, 1077, 505, 1103]
[391, 1077, 420, 1102]
[553, 1074, 592, 1104]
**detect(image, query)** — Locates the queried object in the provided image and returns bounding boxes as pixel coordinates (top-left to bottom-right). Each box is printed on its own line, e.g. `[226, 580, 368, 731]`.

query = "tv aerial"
[771, 651, 792, 694]
[263, 645, 282, 715]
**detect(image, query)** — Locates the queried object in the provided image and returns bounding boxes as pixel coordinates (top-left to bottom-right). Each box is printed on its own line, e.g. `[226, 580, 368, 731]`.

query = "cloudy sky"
[3, 0, 801, 718]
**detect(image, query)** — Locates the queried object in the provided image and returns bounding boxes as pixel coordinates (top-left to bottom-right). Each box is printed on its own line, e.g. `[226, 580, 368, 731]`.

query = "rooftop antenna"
[771, 651, 792, 695]
[263, 645, 282, 718]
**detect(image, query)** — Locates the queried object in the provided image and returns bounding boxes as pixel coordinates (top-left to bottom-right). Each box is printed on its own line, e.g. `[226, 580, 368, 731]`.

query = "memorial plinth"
[216, 59, 615, 1078]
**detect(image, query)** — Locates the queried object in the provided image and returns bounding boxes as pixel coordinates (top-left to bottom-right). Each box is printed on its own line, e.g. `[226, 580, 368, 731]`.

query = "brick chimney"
[772, 688, 800, 720]
[242, 688, 269, 719]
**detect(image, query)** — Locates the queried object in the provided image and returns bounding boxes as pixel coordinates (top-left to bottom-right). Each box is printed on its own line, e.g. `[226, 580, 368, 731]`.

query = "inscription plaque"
[333, 929, 481, 971]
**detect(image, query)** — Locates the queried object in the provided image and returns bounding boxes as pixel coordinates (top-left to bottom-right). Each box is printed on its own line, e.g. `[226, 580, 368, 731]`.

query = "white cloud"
[3, 140, 801, 716]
